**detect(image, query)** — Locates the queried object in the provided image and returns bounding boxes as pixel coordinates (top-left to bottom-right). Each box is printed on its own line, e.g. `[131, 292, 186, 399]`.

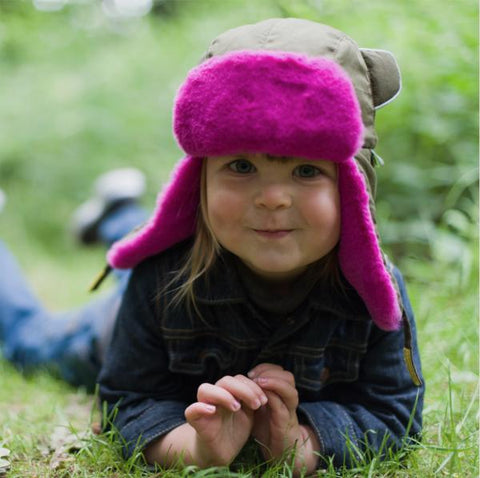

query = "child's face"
[205, 153, 340, 281]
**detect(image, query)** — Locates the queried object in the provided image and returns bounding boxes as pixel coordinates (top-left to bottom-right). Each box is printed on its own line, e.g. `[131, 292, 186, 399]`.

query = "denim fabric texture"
[98, 239, 424, 466]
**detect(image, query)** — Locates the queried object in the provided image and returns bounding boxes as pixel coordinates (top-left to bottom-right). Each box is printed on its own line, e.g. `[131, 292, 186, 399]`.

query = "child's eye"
[228, 159, 256, 174]
[294, 164, 322, 178]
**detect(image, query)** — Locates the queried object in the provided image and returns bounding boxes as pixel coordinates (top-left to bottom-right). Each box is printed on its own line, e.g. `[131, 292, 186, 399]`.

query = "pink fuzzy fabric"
[338, 160, 401, 330]
[174, 52, 362, 162]
[107, 51, 401, 331]
[107, 155, 201, 269]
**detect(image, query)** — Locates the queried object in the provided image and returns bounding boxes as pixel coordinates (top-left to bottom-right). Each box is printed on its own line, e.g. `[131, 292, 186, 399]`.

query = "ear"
[360, 49, 402, 109]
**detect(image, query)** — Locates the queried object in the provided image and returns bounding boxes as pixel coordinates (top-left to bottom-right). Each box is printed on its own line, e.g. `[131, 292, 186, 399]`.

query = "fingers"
[195, 375, 268, 413]
[196, 382, 241, 412]
[215, 374, 268, 410]
[256, 377, 299, 410]
[249, 364, 298, 410]
[248, 362, 285, 379]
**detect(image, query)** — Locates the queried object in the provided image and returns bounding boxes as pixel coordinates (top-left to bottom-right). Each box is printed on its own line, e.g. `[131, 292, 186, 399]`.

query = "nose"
[254, 182, 292, 210]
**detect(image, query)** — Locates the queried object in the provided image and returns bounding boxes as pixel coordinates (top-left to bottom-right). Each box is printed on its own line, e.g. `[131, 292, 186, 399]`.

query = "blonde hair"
[167, 161, 220, 313]
[166, 158, 343, 315]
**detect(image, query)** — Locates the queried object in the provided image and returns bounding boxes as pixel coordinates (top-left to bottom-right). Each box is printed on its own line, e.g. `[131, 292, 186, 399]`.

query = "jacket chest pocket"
[290, 318, 370, 392]
[291, 341, 366, 392]
[291, 346, 327, 392]
[166, 333, 239, 379]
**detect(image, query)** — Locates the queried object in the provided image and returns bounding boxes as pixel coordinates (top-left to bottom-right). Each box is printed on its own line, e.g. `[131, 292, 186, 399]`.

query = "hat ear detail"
[360, 49, 402, 109]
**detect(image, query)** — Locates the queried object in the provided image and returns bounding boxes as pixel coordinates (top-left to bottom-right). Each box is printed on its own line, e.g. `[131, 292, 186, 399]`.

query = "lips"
[253, 229, 293, 239]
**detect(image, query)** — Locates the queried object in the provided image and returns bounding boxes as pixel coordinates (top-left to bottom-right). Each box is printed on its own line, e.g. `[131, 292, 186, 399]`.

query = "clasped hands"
[184, 363, 319, 473]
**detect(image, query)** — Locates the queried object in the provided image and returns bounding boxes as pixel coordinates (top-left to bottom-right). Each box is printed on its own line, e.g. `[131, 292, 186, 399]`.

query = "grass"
[0, 0, 478, 476]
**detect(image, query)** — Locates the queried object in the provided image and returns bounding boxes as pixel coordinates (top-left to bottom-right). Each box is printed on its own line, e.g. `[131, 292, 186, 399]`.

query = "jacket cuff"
[298, 401, 358, 467]
[117, 400, 187, 458]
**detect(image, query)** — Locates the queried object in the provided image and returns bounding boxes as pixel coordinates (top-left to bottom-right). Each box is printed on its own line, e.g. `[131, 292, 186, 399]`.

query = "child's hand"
[184, 374, 268, 467]
[248, 363, 320, 474]
[248, 363, 300, 457]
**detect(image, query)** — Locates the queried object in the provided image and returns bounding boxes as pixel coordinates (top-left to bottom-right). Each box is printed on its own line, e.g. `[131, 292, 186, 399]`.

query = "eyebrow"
[265, 154, 294, 163]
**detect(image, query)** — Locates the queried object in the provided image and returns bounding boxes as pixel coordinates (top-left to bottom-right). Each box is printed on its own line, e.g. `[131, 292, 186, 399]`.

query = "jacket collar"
[194, 249, 370, 322]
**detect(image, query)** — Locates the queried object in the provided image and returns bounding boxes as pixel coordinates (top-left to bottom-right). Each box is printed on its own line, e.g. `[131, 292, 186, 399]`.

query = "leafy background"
[0, 0, 478, 476]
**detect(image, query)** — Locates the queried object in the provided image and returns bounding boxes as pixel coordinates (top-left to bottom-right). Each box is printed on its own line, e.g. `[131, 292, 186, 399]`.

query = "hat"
[107, 44, 402, 331]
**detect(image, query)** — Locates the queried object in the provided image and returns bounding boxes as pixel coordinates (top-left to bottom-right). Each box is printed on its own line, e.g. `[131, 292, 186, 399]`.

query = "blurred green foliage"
[0, 0, 477, 303]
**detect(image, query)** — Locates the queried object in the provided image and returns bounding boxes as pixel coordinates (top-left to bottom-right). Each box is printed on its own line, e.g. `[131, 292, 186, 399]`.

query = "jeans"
[0, 203, 147, 390]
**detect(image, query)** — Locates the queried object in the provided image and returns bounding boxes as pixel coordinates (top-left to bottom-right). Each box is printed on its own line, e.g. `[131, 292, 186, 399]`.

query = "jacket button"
[320, 367, 330, 382]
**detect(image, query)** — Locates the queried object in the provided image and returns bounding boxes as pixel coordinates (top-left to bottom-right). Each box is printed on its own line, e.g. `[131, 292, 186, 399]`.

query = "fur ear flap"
[338, 158, 402, 331]
[360, 49, 402, 109]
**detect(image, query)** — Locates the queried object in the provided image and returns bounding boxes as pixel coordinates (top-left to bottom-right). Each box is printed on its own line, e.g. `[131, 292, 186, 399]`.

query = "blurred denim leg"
[0, 203, 148, 390]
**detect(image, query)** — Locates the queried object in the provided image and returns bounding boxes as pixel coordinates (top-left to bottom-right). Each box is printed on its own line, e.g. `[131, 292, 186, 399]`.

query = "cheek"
[305, 190, 341, 237]
[206, 187, 245, 231]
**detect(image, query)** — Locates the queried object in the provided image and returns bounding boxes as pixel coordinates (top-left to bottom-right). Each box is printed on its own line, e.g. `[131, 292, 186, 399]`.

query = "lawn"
[0, 0, 478, 476]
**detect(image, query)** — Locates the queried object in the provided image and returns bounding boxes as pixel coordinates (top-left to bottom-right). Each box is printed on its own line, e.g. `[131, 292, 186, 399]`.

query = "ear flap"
[107, 155, 202, 269]
[360, 49, 402, 109]
[338, 158, 402, 331]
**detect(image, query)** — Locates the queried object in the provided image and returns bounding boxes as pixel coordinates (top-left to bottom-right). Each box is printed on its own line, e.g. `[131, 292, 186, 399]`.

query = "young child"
[97, 18, 424, 473]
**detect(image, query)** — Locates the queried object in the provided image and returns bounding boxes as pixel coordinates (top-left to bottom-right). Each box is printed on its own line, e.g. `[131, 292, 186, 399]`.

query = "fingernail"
[260, 395, 268, 405]
[232, 400, 241, 411]
[255, 377, 268, 386]
[205, 404, 216, 412]
[248, 370, 255, 378]
[253, 399, 261, 409]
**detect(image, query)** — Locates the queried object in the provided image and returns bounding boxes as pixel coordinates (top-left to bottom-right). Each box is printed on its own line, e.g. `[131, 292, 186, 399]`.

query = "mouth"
[253, 229, 294, 239]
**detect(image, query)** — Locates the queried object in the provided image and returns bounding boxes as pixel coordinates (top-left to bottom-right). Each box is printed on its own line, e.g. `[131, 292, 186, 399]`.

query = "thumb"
[185, 402, 216, 425]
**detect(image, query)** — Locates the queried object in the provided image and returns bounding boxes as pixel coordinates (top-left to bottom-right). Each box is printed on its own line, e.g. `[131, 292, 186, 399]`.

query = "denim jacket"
[98, 239, 424, 467]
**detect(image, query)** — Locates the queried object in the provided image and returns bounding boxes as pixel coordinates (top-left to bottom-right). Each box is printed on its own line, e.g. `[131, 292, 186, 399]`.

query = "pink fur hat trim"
[107, 51, 401, 330]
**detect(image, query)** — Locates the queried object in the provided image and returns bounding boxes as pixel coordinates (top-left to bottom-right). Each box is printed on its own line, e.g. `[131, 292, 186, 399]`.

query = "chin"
[249, 262, 306, 280]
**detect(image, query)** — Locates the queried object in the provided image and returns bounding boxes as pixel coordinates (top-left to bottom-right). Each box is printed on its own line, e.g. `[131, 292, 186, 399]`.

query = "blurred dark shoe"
[71, 168, 146, 245]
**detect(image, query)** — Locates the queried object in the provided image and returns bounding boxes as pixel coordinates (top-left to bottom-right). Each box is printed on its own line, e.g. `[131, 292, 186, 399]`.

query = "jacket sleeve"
[298, 268, 424, 468]
[97, 261, 188, 458]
